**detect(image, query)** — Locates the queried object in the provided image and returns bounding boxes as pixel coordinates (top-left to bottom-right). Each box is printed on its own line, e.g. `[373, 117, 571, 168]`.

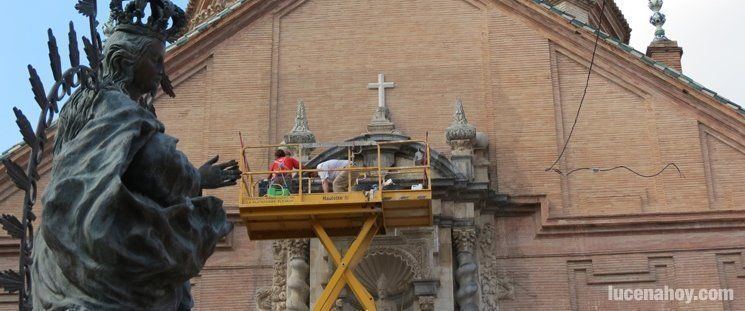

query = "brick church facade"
[1, 0, 744, 310]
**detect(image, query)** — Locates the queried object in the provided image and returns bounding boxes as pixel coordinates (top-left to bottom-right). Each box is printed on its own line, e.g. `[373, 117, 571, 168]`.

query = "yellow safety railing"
[238, 140, 432, 205]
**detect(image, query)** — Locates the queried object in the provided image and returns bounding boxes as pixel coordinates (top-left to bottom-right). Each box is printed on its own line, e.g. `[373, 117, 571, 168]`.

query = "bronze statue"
[28, 0, 239, 309]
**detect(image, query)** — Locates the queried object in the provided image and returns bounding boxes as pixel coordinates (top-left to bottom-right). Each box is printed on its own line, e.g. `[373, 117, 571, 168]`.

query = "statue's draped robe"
[31, 89, 232, 310]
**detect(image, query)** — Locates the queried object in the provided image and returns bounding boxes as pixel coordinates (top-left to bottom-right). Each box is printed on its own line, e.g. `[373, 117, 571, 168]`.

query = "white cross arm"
[367, 82, 395, 89]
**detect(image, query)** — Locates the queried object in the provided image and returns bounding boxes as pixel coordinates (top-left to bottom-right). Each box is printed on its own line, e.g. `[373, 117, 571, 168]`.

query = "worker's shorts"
[332, 171, 358, 193]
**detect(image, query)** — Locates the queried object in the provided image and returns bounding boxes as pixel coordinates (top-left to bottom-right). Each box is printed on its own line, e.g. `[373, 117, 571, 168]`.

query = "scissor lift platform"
[239, 190, 432, 240]
[237, 140, 432, 311]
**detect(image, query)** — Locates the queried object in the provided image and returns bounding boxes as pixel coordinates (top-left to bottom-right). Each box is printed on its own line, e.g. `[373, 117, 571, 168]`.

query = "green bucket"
[267, 184, 290, 197]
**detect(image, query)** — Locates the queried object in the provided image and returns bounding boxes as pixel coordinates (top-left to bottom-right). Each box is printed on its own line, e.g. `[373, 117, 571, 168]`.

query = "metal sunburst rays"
[0, 1, 103, 309]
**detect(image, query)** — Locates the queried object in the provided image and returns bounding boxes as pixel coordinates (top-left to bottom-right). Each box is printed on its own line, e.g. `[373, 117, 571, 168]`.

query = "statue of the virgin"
[31, 1, 240, 310]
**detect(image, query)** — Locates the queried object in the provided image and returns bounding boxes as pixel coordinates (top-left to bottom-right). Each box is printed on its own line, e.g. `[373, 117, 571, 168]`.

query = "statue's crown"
[105, 0, 187, 43]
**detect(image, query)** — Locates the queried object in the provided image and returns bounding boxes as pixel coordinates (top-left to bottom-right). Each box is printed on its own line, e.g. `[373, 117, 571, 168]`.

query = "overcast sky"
[0, 0, 742, 152]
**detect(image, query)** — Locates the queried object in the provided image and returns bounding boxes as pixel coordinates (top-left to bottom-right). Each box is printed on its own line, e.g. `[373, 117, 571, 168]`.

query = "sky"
[0, 0, 742, 153]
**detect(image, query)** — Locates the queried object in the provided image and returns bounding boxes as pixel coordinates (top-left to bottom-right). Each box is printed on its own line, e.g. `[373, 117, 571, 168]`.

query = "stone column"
[453, 226, 479, 311]
[286, 239, 310, 311]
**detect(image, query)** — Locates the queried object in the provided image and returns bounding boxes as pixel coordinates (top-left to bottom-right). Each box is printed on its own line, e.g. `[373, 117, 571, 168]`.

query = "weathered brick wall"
[495, 213, 745, 310]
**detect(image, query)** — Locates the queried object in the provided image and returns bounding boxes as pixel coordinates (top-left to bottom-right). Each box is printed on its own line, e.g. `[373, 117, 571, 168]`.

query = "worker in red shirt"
[269, 149, 300, 187]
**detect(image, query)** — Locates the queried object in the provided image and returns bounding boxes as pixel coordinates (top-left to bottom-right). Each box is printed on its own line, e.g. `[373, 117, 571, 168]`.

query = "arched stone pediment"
[305, 133, 465, 182]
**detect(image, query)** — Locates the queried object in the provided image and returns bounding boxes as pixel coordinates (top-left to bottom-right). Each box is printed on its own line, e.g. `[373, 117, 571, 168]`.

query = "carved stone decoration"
[453, 227, 476, 255]
[445, 97, 477, 152]
[368, 106, 399, 134]
[286, 239, 310, 311]
[356, 248, 420, 286]
[374, 274, 398, 311]
[355, 249, 416, 309]
[445, 98, 478, 180]
[453, 226, 480, 311]
[329, 299, 344, 311]
[190, 0, 235, 28]
[284, 99, 317, 145]
[418, 296, 436, 311]
[255, 287, 273, 311]
[332, 229, 436, 310]
[478, 223, 514, 310]
[271, 241, 288, 311]
[478, 223, 498, 309]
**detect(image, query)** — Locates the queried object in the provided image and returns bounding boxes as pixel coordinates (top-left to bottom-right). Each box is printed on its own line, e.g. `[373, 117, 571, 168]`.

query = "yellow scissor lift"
[238, 140, 432, 311]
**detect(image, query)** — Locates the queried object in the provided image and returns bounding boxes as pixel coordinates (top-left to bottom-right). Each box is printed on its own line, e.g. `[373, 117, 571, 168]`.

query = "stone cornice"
[496, 195, 745, 236]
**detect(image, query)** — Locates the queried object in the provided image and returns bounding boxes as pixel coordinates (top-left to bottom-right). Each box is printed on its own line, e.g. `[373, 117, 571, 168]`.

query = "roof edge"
[533, 0, 743, 116]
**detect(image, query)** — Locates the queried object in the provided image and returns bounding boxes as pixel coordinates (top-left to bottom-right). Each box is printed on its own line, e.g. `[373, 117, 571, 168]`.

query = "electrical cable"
[546, 0, 607, 173]
[550, 163, 684, 178]
[544, 0, 682, 179]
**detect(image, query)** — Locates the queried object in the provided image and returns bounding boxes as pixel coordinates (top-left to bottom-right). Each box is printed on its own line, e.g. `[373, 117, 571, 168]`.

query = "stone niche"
[329, 227, 438, 311]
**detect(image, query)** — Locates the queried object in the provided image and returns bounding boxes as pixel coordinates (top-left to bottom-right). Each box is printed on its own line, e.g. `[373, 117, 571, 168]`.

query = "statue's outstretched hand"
[199, 155, 242, 189]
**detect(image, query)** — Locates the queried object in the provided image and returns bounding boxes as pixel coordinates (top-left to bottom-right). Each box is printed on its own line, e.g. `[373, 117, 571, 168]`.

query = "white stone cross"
[367, 73, 395, 108]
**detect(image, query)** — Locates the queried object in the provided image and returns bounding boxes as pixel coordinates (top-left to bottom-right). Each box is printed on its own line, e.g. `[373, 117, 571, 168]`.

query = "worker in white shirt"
[316, 159, 354, 193]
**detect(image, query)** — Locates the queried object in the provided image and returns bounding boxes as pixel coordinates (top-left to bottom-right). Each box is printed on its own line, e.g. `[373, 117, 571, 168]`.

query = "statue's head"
[102, 0, 186, 98]
[102, 31, 165, 98]
[54, 0, 186, 154]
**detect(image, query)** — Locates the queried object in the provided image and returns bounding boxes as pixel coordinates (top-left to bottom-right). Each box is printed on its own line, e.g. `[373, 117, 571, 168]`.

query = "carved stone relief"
[477, 222, 514, 311]
[326, 228, 438, 310]
[255, 287, 273, 311]
[271, 241, 288, 311]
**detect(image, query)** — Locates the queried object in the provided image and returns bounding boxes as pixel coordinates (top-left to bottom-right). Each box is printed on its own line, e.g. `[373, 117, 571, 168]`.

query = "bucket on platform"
[267, 184, 290, 197]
